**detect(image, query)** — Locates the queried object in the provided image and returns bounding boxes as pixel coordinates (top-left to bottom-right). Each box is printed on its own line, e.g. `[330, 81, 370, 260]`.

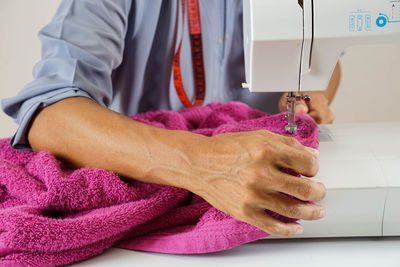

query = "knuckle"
[278, 155, 294, 171]
[304, 155, 319, 176]
[239, 203, 252, 217]
[244, 169, 262, 188]
[285, 204, 303, 218]
[304, 154, 314, 165]
[241, 205, 252, 217]
[298, 182, 313, 199]
[280, 229, 293, 237]
[271, 225, 292, 237]
[250, 144, 270, 161]
[256, 129, 271, 137]
[240, 193, 257, 213]
[277, 176, 294, 192]
[266, 170, 284, 189]
[241, 198, 252, 210]
[244, 174, 257, 189]
[286, 137, 300, 147]
[258, 147, 269, 159]
[264, 167, 279, 185]
[264, 223, 281, 235]
[261, 141, 275, 156]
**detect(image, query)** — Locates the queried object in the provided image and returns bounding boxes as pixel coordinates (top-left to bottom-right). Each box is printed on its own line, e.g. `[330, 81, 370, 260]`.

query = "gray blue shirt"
[1, 0, 282, 150]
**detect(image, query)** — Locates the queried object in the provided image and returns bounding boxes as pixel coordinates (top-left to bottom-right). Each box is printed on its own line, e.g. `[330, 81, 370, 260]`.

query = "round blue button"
[376, 16, 387, 27]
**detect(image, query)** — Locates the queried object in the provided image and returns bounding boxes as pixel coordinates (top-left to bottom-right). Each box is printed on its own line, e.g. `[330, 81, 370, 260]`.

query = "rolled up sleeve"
[1, 0, 132, 150]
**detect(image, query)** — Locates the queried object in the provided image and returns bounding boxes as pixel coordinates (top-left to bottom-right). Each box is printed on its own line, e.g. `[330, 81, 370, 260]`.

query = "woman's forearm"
[27, 97, 205, 190]
[325, 62, 341, 104]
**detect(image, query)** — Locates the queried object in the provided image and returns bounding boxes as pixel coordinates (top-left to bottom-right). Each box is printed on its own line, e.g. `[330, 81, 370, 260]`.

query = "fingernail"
[319, 209, 326, 218]
[295, 227, 304, 235]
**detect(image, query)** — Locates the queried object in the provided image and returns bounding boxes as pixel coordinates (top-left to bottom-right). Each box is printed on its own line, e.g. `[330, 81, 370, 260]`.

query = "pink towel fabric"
[0, 102, 318, 266]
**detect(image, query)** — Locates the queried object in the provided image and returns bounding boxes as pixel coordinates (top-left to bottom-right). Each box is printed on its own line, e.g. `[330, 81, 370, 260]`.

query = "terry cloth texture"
[0, 102, 319, 266]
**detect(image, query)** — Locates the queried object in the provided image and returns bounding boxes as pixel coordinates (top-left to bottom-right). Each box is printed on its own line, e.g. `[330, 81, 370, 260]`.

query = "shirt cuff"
[10, 88, 95, 151]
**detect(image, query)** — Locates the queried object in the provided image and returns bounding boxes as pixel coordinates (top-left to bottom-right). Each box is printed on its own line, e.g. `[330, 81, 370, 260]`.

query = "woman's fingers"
[295, 101, 309, 114]
[255, 172, 326, 202]
[309, 108, 335, 124]
[275, 172, 326, 202]
[275, 141, 319, 177]
[282, 136, 319, 158]
[247, 207, 304, 237]
[255, 191, 326, 220]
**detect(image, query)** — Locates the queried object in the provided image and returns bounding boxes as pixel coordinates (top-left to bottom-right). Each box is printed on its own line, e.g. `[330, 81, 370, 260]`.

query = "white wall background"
[1, 0, 400, 138]
[0, 0, 61, 138]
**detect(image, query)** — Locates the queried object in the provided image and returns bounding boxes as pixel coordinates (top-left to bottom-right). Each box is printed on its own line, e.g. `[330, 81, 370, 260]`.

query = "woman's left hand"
[278, 91, 335, 124]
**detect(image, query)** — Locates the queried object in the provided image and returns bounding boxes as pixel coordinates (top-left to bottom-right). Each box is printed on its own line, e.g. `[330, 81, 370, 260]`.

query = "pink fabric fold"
[0, 102, 318, 266]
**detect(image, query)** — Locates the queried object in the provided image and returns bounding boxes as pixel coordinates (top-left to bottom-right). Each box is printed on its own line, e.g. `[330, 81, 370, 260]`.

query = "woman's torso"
[110, 0, 281, 115]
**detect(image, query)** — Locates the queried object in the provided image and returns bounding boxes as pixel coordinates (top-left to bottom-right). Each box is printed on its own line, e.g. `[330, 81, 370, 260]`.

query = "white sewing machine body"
[270, 121, 400, 238]
[242, 0, 400, 93]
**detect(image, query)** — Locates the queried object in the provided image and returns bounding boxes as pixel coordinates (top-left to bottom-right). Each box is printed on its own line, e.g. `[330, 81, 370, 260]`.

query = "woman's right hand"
[187, 129, 326, 237]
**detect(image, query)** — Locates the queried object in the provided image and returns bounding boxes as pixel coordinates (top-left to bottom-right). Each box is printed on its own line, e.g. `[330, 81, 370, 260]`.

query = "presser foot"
[285, 92, 311, 134]
[285, 123, 298, 134]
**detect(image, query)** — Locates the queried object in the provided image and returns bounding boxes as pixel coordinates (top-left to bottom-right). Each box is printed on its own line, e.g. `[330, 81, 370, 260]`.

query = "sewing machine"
[242, 0, 400, 238]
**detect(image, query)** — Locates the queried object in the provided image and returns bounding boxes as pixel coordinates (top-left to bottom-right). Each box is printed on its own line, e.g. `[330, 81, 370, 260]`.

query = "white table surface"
[72, 237, 400, 267]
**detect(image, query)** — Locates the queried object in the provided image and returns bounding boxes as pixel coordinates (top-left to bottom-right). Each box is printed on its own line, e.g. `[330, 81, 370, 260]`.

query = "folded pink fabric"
[0, 102, 318, 266]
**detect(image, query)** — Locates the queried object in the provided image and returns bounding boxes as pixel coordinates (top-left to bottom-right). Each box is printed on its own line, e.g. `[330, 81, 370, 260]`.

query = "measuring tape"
[173, 0, 206, 108]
